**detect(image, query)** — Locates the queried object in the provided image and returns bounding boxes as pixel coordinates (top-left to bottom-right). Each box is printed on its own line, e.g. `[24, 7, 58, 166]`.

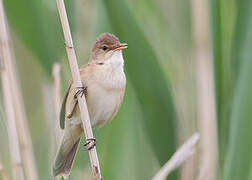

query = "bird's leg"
[84, 138, 97, 151]
[67, 86, 87, 118]
[74, 86, 87, 99]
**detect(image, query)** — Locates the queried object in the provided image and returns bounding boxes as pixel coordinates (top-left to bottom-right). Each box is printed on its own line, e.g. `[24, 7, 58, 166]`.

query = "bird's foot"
[74, 86, 87, 99]
[84, 138, 97, 151]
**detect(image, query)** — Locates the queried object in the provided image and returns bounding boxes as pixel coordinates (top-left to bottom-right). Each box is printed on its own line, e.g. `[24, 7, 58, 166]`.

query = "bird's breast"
[85, 68, 126, 128]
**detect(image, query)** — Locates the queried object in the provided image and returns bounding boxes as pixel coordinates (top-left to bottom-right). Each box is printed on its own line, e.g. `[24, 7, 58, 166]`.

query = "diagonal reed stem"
[55, 0, 102, 179]
[152, 133, 200, 180]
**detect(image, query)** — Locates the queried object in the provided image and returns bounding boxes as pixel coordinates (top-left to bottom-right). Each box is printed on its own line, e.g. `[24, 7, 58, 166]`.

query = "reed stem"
[55, 0, 102, 179]
[0, 42, 25, 180]
[152, 133, 200, 180]
[0, 158, 8, 180]
[0, 1, 39, 180]
[52, 63, 63, 146]
[191, 0, 219, 179]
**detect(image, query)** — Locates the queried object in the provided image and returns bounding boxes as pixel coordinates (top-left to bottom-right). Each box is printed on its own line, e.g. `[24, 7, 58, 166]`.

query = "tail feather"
[53, 138, 80, 177]
[64, 138, 80, 174]
[53, 123, 82, 177]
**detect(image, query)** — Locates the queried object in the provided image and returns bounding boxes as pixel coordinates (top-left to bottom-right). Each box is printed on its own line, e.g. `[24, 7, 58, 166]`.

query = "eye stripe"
[97, 62, 104, 65]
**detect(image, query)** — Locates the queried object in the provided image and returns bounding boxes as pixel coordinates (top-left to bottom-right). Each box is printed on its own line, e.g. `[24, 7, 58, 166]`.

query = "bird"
[52, 33, 127, 178]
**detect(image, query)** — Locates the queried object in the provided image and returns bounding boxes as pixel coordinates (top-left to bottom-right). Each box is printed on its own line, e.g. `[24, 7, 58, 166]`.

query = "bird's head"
[90, 33, 128, 64]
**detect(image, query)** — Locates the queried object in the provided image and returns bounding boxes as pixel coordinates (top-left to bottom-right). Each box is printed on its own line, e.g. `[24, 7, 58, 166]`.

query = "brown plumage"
[53, 33, 127, 178]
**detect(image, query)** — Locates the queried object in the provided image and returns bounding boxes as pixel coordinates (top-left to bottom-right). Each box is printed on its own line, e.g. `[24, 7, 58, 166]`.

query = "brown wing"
[60, 64, 90, 129]
[60, 84, 72, 129]
[60, 82, 82, 129]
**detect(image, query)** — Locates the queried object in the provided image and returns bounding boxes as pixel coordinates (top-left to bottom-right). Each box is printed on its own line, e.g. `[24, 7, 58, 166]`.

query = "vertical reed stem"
[191, 0, 219, 179]
[0, 158, 8, 180]
[55, 0, 102, 179]
[0, 1, 25, 180]
[51, 63, 65, 180]
[0, 44, 25, 180]
[0, 1, 39, 180]
[52, 63, 63, 146]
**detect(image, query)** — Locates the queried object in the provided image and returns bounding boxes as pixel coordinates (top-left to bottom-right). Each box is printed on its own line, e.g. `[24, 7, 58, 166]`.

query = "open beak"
[114, 43, 128, 51]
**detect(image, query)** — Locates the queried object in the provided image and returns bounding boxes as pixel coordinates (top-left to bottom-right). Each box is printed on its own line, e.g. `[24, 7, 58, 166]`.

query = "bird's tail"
[52, 124, 82, 178]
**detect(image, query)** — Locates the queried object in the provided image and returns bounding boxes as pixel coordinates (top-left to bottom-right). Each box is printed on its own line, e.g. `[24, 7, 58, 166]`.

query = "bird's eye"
[102, 46, 108, 51]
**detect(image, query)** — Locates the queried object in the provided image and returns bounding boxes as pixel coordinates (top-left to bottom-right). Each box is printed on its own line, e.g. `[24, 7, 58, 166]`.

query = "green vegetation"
[0, 0, 252, 179]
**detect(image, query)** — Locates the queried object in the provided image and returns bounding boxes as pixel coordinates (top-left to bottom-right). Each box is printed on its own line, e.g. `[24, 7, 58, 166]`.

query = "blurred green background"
[0, 0, 252, 179]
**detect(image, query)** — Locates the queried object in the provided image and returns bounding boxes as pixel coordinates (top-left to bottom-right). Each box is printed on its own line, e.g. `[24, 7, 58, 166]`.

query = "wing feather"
[60, 84, 72, 129]
[60, 64, 90, 129]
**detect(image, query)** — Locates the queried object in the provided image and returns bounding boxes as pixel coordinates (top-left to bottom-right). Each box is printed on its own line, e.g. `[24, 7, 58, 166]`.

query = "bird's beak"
[114, 43, 128, 51]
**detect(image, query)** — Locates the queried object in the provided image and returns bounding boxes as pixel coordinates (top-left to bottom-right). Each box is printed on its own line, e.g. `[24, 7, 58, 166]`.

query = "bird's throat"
[107, 51, 124, 70]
